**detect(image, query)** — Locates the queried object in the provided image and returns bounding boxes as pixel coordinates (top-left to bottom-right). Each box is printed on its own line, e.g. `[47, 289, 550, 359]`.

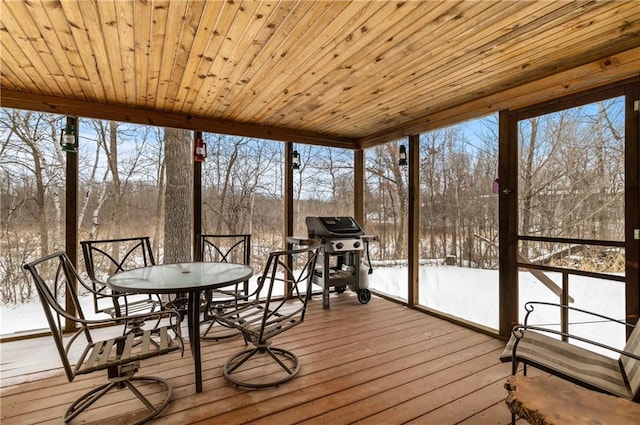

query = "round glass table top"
[107, 262, 253, 294]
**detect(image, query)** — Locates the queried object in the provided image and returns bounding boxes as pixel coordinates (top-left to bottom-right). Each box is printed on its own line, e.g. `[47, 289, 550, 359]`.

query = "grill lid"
[306, 216, 364, 238]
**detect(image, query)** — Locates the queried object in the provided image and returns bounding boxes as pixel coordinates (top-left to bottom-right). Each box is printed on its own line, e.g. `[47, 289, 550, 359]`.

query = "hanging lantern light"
[194, 137, 207, 162]
[292, 149, 301, 170]
[399, 144, 408, 167]
[59, 122, 77, 153]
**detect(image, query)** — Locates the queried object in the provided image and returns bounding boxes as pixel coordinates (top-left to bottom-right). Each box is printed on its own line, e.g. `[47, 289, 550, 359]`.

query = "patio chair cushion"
[500, 330, 631, 399]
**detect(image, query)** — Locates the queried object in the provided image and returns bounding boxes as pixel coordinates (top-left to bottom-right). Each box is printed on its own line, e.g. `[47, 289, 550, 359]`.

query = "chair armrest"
[523, 301, 632, 329]
[511, 324, 640, 362]
[68, 306, 182, 328]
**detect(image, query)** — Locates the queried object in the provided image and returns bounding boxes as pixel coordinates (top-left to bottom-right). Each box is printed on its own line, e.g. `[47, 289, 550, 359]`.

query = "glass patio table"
[107, 261, 253, 393]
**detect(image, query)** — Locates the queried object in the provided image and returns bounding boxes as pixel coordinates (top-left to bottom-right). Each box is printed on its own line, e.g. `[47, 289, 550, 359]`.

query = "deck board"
[1, 293, 513, 424]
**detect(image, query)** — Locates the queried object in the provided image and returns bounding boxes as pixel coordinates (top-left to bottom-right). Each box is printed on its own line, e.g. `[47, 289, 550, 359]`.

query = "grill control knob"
[353, 241, 361, 249]
[335, 242, 344, 250]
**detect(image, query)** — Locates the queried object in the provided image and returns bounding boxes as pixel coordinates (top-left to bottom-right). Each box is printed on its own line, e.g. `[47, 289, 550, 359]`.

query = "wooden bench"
[504, 375, 640, 425]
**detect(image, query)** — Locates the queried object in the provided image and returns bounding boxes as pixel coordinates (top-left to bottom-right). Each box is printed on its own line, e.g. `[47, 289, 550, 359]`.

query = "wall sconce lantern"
[292, 149, 301, 170]
[399, 144, 408, 167]
[194, 137, 207, 162]
[59, 122, 77, 153]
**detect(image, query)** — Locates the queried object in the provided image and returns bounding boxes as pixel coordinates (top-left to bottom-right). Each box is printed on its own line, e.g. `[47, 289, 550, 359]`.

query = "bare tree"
[163, 127, 192, 263]
[0, 109, 65, 303]
[366, 142, 408, 260]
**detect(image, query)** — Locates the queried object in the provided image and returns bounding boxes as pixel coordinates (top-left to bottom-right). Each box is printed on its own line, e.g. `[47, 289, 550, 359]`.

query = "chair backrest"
[254, 245, 320, 343]
[621, 321, 640, 400]
[196, 234, 251, 297]
[80, 236, 155, 314]
[23, 252, 93, 382]
[195, 234, 251, 265]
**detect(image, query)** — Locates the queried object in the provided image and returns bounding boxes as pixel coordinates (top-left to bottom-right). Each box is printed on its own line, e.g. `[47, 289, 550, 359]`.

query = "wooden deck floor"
[1, 293, 514, 424]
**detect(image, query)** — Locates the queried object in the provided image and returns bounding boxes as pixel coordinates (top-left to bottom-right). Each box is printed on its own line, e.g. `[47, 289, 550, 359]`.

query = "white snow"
[1, 264, 627, 358]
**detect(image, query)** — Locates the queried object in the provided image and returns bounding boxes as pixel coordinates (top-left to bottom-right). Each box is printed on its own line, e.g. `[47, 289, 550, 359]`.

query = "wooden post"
[408, 134, 419, 306]
[499, 110, 519, 338]
[65, 115, 78, 330]
[284, 142, 295, 295]
[625, 80, 640, 335]
[354, 149, 364, 226]
[193, 130, 203, 258]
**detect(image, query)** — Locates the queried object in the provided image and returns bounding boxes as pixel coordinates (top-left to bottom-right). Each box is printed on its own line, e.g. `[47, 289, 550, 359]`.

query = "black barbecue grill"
[296, 216, 376, 309]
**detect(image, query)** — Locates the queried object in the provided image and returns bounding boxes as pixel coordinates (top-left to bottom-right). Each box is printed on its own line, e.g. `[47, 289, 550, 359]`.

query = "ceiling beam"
[0, 90, 358, 149]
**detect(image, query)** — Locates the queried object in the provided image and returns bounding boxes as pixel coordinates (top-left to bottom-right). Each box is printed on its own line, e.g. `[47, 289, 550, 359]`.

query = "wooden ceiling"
[1, 0, 640, 149]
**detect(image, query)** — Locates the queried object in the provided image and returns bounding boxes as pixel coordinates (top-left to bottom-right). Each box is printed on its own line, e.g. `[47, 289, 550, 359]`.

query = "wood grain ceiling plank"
[146, 0, 170, 109]
[208, 0, 299, 118]
[73, 0, 116, 105]
[95, 1, 127, 105]
[27, 1, 99, 103]
[423, 3, 640, 105]
[305, 0, 529, 133]
[114, 1, 141, 106]
[315, 1, 599, 135]
[206, 0, 279, 117]
[179, 0, 240, 116]
[0, 44, 34, 92]
[320, 2, 578, 133]
[399, 0, 627, 98]
[218, 0, 346, 121]
[342, 1, 639, 134]
[62, 1, 110, 104]
[133, 0, 153, 108]
[233, 0, 387, 123]
[174, 0, 227, 113]
[193, 0, 265, 115]
[163, 0, 207, 111]
[154, 0, 188, 111]
[114, 0, 136, 107]
[277, 0, 468, 130]
[1, 1, 65, 96]
[252, 0, 405, 125]
[216, 1, 340, 120]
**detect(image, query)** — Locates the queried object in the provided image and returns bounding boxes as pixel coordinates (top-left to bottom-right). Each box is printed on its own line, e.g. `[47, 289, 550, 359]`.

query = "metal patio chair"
[80, 236, 162, 319]
[23, 251, 184, 424]
[196, 233, 251, 341]
[215, 245, 320, 388]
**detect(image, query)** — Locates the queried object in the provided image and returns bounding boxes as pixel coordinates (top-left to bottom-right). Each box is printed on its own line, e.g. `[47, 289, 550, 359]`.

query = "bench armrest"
[523, 301, 633, 328]
[511, 324, 640, 362]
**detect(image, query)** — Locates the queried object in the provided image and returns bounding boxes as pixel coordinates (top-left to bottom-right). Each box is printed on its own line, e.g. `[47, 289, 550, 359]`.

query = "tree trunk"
[163, 127, 192, 263]
[520, 117, 538, 257]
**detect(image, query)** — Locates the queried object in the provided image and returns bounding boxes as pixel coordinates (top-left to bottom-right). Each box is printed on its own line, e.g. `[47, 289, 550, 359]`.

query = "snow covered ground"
[1, 264, 626, 357]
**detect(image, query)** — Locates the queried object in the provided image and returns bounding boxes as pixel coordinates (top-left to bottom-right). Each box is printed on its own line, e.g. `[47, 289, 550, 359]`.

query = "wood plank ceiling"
[1, 0, 640, 149]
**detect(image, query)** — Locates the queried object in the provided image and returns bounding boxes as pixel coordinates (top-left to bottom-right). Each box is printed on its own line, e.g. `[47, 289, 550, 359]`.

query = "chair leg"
[201, 316, 242, 341]
[65, 382, 118, 422]
[63, 376, 172, 424]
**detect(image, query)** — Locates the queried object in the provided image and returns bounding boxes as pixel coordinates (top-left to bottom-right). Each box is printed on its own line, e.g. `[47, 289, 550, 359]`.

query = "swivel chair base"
[223, 346, 300, 389]
[64, 376, 172, 424]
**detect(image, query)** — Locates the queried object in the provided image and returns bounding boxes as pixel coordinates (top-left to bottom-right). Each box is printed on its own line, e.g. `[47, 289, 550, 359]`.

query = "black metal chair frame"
[80, 236, 162, 319]
[215, 245, 320, 388]
[23, 251, 184, 424]
[196, 234, 251, 341]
